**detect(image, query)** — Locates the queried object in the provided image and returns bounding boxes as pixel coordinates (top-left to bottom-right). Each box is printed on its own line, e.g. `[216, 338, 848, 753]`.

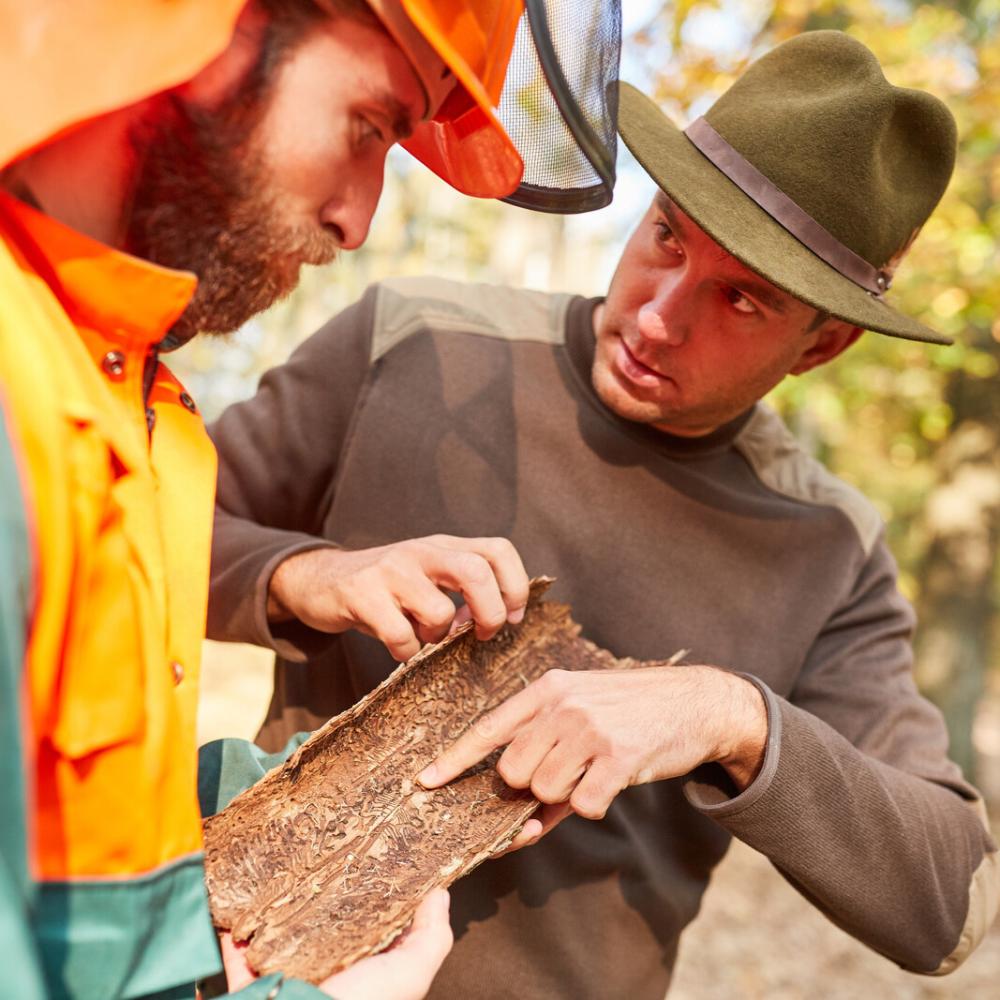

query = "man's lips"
[613, 336, 672, 389]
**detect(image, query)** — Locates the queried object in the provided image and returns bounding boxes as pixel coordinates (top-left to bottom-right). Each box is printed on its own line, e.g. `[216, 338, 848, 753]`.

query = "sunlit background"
[181, 3, 1000, 994]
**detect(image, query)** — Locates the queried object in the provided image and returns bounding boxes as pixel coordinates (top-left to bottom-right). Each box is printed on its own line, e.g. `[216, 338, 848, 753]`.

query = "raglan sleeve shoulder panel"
[371, 275, 571, 357]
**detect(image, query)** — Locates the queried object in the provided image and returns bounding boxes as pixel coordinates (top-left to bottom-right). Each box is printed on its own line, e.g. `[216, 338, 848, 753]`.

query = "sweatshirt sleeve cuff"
[252, 540, 341, 662]
[682, 674, 783, 819]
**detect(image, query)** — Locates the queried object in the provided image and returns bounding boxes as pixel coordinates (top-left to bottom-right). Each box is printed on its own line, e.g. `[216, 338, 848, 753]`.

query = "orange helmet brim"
[396, 0, 525, 198]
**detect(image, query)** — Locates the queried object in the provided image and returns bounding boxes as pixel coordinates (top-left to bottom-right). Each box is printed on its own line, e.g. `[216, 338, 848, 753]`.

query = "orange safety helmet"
[1, 0, 618, 210]
[367, 0, 526, 199]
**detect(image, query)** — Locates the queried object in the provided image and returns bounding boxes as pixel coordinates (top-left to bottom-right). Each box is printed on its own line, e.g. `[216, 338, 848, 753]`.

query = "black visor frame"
[500, 0, 620, 215]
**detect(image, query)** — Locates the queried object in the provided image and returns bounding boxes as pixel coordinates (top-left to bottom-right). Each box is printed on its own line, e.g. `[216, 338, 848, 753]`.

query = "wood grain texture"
[203, 579, 651, 982]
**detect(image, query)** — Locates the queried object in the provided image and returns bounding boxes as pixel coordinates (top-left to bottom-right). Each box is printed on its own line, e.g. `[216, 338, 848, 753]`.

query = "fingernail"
[507, 607, 525, 625]
[417, 765, 438, 787]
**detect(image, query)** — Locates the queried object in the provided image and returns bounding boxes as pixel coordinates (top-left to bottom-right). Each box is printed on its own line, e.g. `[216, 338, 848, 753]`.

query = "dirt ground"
[669, 837, 1000, 999]
[199, 640, 1000, 999]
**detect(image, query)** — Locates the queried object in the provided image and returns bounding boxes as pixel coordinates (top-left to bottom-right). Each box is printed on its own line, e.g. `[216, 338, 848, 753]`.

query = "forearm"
[199, 733, 311, 818]
[686, 685, 999, 973]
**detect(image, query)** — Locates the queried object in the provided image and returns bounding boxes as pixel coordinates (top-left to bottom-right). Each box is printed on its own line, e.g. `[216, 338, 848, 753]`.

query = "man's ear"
[790, 321, 862, 375]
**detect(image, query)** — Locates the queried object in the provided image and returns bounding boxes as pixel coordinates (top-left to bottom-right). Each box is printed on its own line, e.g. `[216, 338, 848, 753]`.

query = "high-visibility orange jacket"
[0, 3, 326, 997]
[0, 190, 225, 998]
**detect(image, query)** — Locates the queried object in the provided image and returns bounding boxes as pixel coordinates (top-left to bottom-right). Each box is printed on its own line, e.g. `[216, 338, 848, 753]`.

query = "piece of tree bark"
[203, 579, 653, 982]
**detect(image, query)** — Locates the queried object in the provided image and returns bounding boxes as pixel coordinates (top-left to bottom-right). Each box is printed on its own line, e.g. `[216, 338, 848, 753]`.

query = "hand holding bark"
[267, 535, 530, 661]
[220, 889, 454, 999]
[418, 665, 768, 821]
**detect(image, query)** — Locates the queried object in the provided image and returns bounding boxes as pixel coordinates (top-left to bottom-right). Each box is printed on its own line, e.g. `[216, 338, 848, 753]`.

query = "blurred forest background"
[184, 1, 1000, 995]
[183, 0, 1000, 791]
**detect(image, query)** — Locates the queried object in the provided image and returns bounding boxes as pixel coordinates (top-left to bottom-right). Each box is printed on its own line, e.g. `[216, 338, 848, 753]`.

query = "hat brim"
[617, 83, 951, 346]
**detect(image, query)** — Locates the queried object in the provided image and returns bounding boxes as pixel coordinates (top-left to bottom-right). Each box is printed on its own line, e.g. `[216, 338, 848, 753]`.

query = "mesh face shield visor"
[499, 0, 621, 214]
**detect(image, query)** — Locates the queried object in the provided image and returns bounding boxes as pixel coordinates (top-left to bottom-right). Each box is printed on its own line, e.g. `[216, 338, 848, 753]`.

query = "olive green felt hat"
[617, 30, 958, 345]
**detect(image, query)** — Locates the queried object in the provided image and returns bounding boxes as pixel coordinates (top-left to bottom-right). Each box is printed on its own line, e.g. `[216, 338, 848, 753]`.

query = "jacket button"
[171, 661, 184, 685]
[179, 392, 197, 413]
[101, 351, 126, 380]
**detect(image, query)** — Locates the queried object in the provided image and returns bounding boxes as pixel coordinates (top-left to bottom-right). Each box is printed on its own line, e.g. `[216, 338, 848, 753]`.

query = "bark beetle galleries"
[203, 578, 659, 982]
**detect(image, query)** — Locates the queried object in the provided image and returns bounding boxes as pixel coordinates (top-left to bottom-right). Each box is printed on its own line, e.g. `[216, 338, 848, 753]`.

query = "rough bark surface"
[203, 579, 654, 982]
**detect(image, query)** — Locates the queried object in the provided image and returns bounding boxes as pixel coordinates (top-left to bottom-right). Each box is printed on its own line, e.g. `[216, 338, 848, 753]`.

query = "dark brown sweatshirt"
[208, 277, 998, 998]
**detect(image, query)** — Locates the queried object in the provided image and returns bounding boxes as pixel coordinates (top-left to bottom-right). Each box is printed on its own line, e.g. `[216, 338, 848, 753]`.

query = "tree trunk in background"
[914, 367, 1000, 783]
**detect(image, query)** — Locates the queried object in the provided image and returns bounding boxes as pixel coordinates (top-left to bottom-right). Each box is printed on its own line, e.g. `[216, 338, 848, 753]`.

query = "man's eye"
[356, 117, 385, 145]
[653, 221, 681, 252]
[726, 287, 758, 315]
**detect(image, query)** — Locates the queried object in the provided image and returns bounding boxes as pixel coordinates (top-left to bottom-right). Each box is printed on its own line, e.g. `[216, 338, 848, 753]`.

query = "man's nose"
[637, 277, 690, 347]
[319, 164, 386, 251]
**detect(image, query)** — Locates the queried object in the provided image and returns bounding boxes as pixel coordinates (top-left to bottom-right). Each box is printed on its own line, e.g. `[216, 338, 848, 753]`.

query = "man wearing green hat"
[207, 31, 998, 998]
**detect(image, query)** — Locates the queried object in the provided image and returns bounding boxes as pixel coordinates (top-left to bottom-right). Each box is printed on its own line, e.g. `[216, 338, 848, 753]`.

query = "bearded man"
[0, 0, 624, 996]
[207, 31, 999, 998]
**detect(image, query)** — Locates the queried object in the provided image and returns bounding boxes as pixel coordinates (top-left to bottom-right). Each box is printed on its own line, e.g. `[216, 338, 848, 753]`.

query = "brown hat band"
[684, 116, 892, 297]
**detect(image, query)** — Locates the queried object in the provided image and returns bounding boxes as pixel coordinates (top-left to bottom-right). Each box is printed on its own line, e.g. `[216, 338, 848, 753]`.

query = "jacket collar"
[0, 190, 196, 350]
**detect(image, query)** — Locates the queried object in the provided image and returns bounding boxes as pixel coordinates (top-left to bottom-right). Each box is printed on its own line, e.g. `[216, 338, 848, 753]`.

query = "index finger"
[429, 536, 530, 626]
[417, 685, 539, 788]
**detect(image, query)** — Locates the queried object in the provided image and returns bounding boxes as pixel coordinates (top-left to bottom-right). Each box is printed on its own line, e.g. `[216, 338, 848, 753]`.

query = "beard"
[124, 83, 339, 349]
